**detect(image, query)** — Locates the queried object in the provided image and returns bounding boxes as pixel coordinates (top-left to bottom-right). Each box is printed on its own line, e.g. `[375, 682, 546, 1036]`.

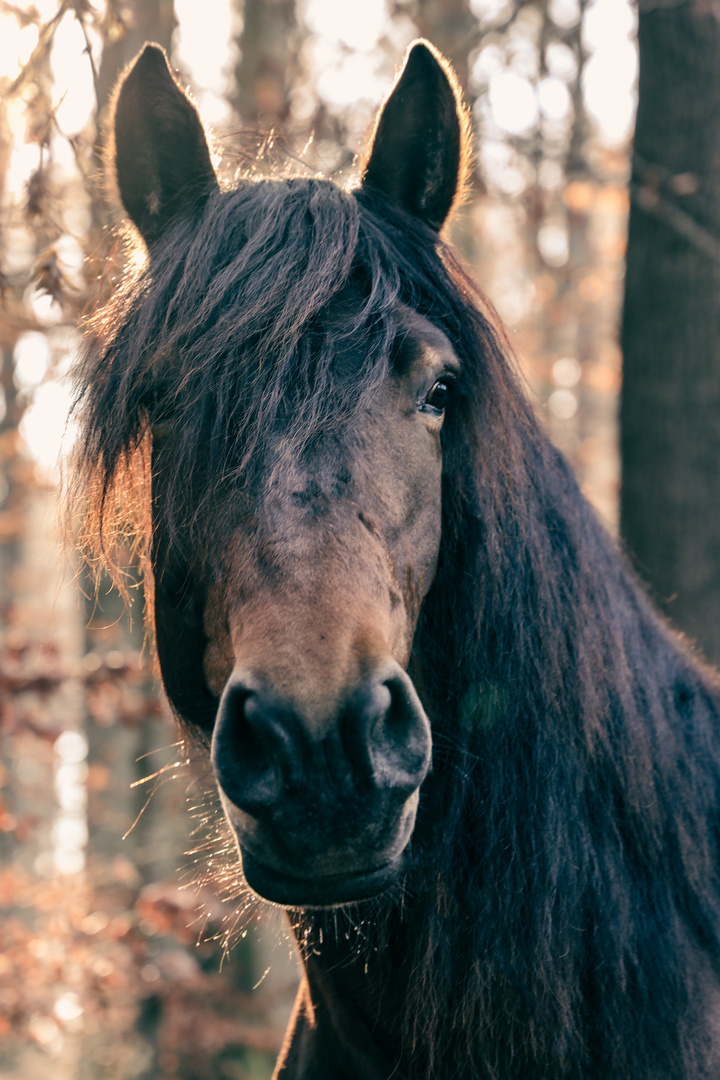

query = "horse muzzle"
[210, 663, 432, 907]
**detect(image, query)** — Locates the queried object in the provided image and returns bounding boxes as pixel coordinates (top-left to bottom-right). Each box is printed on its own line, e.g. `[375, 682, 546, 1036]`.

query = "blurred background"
[1, 0, 719, 1077]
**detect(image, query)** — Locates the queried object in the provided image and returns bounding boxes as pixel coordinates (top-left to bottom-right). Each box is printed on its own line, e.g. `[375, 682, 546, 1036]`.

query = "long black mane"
[73, 175, 720, 1077]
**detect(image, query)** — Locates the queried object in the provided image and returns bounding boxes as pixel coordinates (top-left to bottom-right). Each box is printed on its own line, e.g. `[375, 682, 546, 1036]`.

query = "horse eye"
[423, 379, 453, 414]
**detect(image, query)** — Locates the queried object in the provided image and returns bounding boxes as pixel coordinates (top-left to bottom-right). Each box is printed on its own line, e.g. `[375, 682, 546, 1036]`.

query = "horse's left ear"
[361, 40, 470, 232]
[109, 44, 219, 246]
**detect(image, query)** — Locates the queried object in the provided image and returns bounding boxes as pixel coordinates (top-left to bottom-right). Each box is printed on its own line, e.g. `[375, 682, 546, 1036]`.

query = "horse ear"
[109, 44, 218, 246]
[361, 40, 470, 232]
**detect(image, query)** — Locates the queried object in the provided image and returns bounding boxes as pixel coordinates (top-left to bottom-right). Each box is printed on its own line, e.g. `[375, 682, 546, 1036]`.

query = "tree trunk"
[232, 0, 299, 126]
[620, 5, 720, 664]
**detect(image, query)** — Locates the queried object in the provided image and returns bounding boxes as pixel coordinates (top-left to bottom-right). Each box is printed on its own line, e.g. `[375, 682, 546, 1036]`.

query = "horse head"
[106, 41, 470, 907]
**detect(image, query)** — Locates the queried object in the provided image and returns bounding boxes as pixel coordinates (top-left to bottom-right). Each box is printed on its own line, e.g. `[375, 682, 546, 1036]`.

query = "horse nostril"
[376, 675, 432, 790]
[211, 681, 287, 813]
[345, 667, 432, 795]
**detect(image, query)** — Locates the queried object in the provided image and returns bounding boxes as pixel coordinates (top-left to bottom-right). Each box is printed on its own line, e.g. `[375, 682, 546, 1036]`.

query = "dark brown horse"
[72, 40, 720, 1079]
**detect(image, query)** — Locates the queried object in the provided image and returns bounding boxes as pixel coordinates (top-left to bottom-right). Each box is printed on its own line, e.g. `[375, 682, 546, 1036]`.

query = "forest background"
[1, 0, 719, 1077]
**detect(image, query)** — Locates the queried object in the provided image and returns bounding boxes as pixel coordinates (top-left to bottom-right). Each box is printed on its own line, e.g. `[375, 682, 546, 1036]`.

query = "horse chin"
[239, 848, 403, 909]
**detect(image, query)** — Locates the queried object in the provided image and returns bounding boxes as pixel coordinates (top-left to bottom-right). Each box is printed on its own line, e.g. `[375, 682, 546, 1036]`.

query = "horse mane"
[71, 176, 720, 1077]
[381, 216, 720, 1073]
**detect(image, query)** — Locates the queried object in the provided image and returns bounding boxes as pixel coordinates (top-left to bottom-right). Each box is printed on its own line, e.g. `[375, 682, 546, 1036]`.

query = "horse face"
[149, 307, 458, 906]
[197, 311, 459, 906]
[111, 41, 467, 906]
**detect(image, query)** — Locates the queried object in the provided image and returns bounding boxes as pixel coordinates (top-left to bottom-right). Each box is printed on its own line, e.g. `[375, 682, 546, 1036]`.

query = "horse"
[70, 38, 720, 1080]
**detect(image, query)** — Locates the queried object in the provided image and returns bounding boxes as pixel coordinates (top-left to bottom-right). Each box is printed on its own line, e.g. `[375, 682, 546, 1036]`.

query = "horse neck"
[285, 910, 412, 1075]
[285, 875, 485, 1077]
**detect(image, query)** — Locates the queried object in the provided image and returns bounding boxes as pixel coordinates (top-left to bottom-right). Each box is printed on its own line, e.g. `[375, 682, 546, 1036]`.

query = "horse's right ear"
[361, 41, 470, 232]
[109, 44, 218, 247]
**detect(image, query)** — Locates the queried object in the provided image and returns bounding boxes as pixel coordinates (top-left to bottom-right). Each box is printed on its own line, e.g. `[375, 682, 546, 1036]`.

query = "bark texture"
[621, 4, 720, 664]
